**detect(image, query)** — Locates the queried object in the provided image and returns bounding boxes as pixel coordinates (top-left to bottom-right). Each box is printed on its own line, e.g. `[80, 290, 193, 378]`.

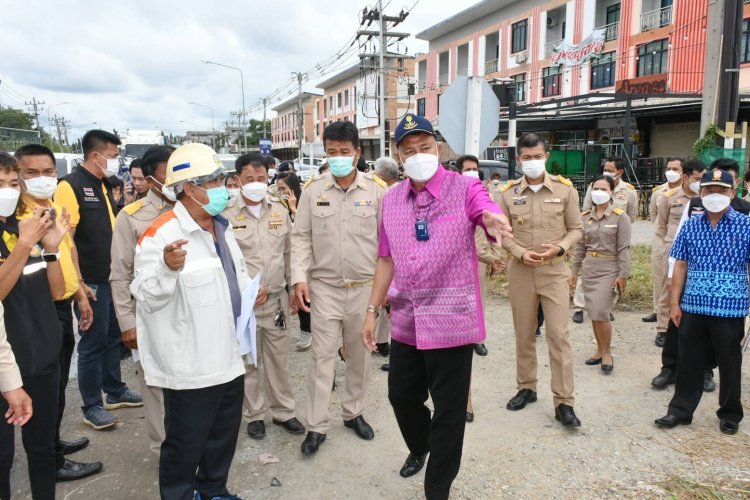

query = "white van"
[54, 153, 84, 177]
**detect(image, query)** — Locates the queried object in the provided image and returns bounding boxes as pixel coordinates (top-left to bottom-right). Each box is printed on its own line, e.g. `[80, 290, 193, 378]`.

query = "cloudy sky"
[0, 0, 475, 140]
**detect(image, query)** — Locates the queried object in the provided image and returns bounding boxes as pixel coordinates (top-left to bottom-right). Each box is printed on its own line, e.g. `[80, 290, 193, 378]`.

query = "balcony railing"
[640, 5, 673, 32]
[438, 74, 449, 86]
[416, 80, 427, 93]
[484, 59, 499, 73]
[595, 21, 620, 42]
[545, 39, 563, 59]
[456, 67, 469, 77]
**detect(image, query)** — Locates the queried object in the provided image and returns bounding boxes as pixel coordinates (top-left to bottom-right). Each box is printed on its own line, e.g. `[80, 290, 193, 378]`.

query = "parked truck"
[120, 129, 166, 159]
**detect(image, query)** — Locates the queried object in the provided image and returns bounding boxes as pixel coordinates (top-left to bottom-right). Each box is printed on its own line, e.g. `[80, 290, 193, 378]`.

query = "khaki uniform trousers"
[478, 262, 489, 316]
[134, 360, 165, 457]
[243, 290, 296, 423]
[507, 258, 574, 407]
[572, 276, 585, 310]
[307, 278, 371, 433]
[656, 242, 674, 333]
[651, 236, 666, 313]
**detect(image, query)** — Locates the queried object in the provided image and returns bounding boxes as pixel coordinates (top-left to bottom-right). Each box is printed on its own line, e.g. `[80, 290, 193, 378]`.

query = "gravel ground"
[9, 297, 750, 499]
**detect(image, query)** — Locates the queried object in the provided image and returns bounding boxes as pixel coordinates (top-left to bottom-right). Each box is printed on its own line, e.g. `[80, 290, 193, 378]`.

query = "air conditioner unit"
[515, 52, 528, 64]
[547, 17, 557, 28]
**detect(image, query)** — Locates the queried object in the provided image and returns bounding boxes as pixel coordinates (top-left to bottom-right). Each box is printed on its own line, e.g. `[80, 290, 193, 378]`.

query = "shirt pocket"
[541, 202, 564, 229]
[508, 202, 531, 229]
[181, 269, 217, 308]
[312, 207, 334, 236]
[231, 225, 253, 241]
[353, 206, 377, 235]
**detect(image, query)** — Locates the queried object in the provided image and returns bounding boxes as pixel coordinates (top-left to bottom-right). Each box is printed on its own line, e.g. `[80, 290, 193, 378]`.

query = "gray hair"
[374, 156, 399, 182]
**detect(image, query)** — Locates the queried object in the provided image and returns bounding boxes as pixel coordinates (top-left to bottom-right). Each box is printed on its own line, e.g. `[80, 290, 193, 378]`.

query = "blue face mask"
[197, 185, 229, 216]
[327, 156, 355, 177]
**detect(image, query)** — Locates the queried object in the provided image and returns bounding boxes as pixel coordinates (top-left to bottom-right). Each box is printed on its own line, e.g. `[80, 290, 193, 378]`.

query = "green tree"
[0, 107, 35, 130]
[246, 119, 272, 146]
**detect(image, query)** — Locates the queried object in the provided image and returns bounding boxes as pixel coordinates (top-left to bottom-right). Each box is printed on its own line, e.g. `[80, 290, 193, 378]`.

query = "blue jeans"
[76, 282, 126, 413]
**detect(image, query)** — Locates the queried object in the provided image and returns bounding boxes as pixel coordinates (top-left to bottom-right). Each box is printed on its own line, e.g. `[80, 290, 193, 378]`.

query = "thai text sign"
[550, 29, 605, 67]
[615, 74, 668, 94]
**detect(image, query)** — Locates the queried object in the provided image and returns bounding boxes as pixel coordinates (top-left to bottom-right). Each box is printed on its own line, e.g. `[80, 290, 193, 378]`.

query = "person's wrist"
[42, 245, 60, 253]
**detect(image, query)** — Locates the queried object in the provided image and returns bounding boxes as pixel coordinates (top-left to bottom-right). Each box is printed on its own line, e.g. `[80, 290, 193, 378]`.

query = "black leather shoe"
[301, 431, 326, 455]
[720, 419, 739, 435]
[465, 411, 474, 423]
[655, 331, 666, 347]
[381, 363, 390, 372]
[654, 414, 692, 428]
[399, 453, 427, 478]
[247, 420, 266, 440]
[651, 368, 676, 389]
[376, 342, 390, 357]
[585, 357, 602, 366]
[56, 459, 103, 482]
[601, 357, 614, 374]
[60, 437, 89, 455]
[555, 404, 581, 427]
[272, 417, 305, 435]
[473, 343, 488, 356]
[343, 415, 374, 440]
[642, 312, 657, 322]
[703, 370, 716, 392]
[506, 389, 537, 411]
[572, 310, 584, 323]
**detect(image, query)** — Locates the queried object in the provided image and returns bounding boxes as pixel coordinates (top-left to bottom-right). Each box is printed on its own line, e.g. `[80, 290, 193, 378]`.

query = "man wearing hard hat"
[131, 143, 251, 500]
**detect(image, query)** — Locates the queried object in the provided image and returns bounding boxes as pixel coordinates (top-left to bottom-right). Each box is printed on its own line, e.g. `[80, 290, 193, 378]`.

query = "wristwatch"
[366, 304, 379, 316]
[556, 245, 566, 257]
[41, 249, 60, 262]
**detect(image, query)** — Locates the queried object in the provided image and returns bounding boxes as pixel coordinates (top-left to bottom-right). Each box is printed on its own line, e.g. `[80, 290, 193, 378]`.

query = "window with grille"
[542, 66, 561, 97]
[637, 39, 668, 76]
[512, 19, 528, 53]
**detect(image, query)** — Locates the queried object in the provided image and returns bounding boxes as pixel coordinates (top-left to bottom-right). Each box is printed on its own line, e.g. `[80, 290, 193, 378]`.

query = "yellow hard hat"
[165, 143, 224, 187]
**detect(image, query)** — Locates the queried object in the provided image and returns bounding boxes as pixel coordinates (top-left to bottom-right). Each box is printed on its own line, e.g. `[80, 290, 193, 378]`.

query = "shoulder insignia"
[371, 173, 387, 189]
[581, 209, 591, 216]
[123, 200, 144, 216]
[652, 185, 660, 192]
[665, 188, 676, 197]
[624, 182, 635, 190]
[500, 180, 518, 193]
[555, 176, 573, 187]
[303, 174, 316, 189]
[612, 208, 624, 215]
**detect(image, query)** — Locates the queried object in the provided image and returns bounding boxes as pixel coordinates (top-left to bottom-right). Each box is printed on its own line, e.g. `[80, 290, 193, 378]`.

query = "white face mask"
[268, 168, 277, 178]
[24, 176, 57, 200]
[591, 190, 611, 205]
[689, 181, 701, 195]
[462, 171, 480, 179]
[602, 171, 616, 179]
[702, 193, 731, 213]
[242, 181, 268, 202]
[401, 150, 439, 183]
[665, 170, 681, 184]
[161, 184, 177, 202]
[227, 188, 240, 199]
[521, 159, 546, 179]
[96, 153, 120, 176]
[0, 188, 21, 217]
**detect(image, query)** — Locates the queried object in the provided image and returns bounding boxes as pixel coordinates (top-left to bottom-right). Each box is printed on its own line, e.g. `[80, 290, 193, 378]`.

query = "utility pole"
[53, 115, 63, 145]
[261, 97, 269, 139]
[25, 97, 45, 131]
[62, 118, 70, 149]
[358, 5, 410, 158]
[230, 111, 243, 154]
[292, 71, 306, 166]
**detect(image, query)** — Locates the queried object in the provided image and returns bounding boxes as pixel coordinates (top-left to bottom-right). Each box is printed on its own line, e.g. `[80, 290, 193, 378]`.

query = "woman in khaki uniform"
[571, 175, 631, 373]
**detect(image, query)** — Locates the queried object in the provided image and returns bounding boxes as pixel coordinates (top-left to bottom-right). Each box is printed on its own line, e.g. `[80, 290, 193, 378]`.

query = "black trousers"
[661, 319, 716, 372]
[54, 299, 76, 469]
[160, 375, 244, 500]
[388, 340, 473, 500]
[0, 369, 60, 500]
[298, 308, 311, 333]
[668, 312, 744, 423]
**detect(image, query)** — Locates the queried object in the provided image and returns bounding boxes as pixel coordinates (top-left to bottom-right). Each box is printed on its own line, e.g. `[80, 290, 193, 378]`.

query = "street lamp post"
[46, 102, 70, 149]
[201, 60, 246, 153]
[188, 101, 215, 150]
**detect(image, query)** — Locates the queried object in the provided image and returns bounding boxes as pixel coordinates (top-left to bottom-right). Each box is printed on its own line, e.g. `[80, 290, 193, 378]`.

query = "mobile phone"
[45, 207, 57, 222]
[87, 283, 98, 299]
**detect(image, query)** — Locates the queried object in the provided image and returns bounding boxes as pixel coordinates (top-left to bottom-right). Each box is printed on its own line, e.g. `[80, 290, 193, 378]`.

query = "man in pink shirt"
[361, 114, 511, 500]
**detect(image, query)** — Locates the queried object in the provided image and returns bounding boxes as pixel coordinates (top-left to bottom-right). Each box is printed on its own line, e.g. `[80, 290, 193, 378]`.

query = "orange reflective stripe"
[137, 210, 177, 246]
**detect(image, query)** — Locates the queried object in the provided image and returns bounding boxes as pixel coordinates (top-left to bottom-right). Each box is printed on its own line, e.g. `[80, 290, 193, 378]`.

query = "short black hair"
[141, 146, 175, 178]
[0, 152, 17, 172]
[236, 153, 267, 175]
[14, 144, 56, 166]
[456, 155, 479, 171]
[665, 157, 684, 169]
[319, 163, 329, 174]
[277, 171, 302, 202]
[683, 159, 706, 177]
[604, 157, 626, 172]
[517, 133, 547, 154]
[261, 155, 276, 170]
[710, 158, 739, 176]
[82, 129, 121, 160]
[356, 156, 368, 172]
[129, 158, 142, 173]
[591, 174, 615, 191]
[323, 120, 359, 148]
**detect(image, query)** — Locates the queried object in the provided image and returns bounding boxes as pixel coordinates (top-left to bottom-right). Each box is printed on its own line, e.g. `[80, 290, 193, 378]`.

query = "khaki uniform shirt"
[110, 189, 173, 332]
[571, 205, 632, 279]
[291, 171, 386, 287]
[656, 186, 694, 244]
[223, 194, 291, 293]
[582, 180, 638, 221]
[495, 173, 583, 260]
[650, 182, 670, 222]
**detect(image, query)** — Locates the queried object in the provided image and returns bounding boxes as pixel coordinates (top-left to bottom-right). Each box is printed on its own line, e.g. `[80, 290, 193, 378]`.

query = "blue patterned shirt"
[670, 208, 750, 317]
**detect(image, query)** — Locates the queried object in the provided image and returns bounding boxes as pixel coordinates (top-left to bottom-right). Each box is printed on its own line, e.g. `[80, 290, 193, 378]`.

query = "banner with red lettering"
[550, 29, 606, 67]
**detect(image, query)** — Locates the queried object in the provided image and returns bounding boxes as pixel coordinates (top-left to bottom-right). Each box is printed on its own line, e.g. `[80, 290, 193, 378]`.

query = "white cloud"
[0, 0, 475, 140]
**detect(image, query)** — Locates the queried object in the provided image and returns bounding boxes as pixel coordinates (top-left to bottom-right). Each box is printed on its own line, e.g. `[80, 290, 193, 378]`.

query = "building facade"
[271, 92, 321, 160]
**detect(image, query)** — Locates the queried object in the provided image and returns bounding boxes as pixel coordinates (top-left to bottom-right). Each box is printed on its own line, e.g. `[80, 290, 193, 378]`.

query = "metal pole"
[262, 98, 268, 139]
[293, 72, 304, 167]
[378, 0, 387, 158]
[239, 70, 246, 153]
[508, 101, 517, 179]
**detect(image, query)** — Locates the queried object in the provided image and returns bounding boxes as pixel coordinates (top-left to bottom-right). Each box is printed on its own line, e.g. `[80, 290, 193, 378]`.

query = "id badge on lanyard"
[413, 196, 433, 242]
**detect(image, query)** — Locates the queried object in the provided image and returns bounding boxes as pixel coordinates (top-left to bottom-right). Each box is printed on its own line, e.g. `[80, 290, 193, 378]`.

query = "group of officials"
[0, 111, 747, 500]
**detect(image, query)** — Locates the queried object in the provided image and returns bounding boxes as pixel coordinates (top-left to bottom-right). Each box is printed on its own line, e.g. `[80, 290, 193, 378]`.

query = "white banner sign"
[550, 29, 606, 67]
